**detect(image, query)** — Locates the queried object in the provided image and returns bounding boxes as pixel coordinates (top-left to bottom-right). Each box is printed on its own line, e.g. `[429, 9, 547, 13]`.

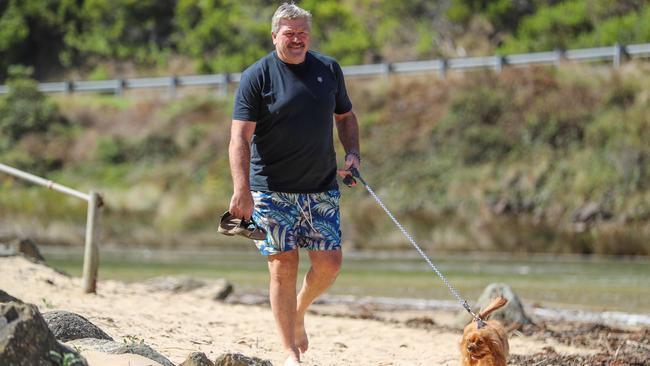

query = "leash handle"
[342, 167, 365, 187]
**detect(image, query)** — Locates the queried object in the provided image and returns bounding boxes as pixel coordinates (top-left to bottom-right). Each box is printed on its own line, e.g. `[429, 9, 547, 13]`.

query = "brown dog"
[459, 296, 509, 366]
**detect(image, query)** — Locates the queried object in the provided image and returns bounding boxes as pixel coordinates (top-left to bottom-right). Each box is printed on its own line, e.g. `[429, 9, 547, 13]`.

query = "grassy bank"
[1, 63, 650, 255]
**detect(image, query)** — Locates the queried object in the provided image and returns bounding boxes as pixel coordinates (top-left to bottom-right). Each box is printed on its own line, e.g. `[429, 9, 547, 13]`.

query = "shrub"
[0, 66, 59, 151]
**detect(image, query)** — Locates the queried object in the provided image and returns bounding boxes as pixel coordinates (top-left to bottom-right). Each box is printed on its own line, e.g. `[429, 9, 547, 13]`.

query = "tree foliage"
[0, 66, 58, 150]
[0, 0, 649, 81]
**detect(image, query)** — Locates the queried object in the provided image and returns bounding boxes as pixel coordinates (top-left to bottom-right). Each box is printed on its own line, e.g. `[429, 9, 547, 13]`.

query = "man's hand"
[229, 190, 254, 220]
[337, 151, 361, 187]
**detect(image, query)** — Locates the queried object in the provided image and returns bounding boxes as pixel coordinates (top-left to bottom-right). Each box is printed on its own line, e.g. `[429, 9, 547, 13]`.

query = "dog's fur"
[459, 296, 509, 366]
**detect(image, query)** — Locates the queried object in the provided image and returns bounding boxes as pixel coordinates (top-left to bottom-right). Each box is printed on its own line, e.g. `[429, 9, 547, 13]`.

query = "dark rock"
[180, 351, 215, 366]
[43, 311, 113, 342]
[571, 202, 613, 224]
[191, 280, 234, 301]
[142, 276, 206, 293]
[143, 276, 234, 301]
[456, 283, 531, 328]
[0, 238, 45, 262]
[405, 316, 436, 329]
[0, 290, 22, 304]
[66, 338, 173, 366]
[0, 302, 87, 366]
[214, 353, 273, 366]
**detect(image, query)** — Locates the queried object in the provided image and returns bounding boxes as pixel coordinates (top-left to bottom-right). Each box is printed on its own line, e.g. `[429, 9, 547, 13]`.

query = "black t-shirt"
[233, 50, 352, 193]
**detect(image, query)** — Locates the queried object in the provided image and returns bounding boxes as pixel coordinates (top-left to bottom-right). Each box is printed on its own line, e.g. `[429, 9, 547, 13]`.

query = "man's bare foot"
[284, 353, 301, 365]
[295, 319, 309, 353]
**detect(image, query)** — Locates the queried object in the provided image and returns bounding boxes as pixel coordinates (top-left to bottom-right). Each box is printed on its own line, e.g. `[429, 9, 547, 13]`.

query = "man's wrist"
[345, 150, 361, 162]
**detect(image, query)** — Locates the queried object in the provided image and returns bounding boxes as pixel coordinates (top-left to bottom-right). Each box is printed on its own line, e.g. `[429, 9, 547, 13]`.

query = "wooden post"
[82, 191, 101, 293]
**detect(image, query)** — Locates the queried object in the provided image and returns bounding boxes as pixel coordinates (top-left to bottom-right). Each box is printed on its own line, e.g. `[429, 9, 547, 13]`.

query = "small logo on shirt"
[317, 76, 323, 83]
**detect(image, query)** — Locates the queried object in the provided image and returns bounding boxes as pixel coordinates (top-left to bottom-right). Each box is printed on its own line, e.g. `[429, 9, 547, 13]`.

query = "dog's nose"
[467, 344, 475, 352]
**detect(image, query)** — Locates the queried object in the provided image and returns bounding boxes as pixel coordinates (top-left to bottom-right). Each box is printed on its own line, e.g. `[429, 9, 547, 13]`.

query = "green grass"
[43, 249, 650, 314]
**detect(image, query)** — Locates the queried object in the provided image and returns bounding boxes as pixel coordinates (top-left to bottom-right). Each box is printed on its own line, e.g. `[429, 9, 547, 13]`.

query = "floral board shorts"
[251, 189, 342, 256]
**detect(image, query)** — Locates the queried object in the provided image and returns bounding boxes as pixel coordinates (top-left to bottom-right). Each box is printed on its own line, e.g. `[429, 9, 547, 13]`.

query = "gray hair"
[271, 2, 312, 33]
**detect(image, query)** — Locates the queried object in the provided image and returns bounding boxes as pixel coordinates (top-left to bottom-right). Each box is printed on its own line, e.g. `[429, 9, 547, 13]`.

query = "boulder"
[0, 302, 87, 366]
[142, 275, 234, 301]
[214, 353, 273, 366]
[0, 290, 22, 304]
[189, 279, 234, 301]
[456, 283, 531, 328]
[43, 311, 113, 342]
[142, 276, 206, 293]
[66, 338, 173, 366]
[0, 238, 45, 262]
[180, 351, 215, 366]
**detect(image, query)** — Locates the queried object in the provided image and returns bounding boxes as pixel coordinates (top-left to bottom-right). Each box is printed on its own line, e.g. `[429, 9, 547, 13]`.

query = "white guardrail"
[0, 43, 648, 96]
[0, 163, 102, 294]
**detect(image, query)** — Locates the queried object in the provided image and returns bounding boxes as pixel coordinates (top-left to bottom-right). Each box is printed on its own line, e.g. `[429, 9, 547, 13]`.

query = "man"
[227, 2, 360, 365]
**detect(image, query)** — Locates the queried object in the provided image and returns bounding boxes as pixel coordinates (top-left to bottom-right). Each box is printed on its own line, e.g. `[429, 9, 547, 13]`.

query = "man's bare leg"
[268, 250, 301, 364]
[295, 250, 342, 353]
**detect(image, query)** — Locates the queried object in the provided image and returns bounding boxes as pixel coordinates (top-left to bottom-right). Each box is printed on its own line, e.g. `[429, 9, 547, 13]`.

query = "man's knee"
[269, 250, 299, 282]
[311, 251, 342, 277]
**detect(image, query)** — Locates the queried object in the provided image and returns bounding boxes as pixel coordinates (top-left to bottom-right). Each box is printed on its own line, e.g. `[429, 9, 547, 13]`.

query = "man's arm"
[334, 109, 361, 171]
[228, 119, 256, 219]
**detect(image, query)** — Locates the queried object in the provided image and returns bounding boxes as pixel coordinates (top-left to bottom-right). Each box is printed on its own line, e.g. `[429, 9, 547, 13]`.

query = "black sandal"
[218, 211, 267, 240]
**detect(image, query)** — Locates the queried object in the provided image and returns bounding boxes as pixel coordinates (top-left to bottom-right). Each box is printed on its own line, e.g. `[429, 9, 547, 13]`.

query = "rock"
[180, 351, 215, 366]
[0, 238, 45, 262]
[143, 276, 233, 301]
[214, 353, 273, 366]
[141, 275, 206, 293]
[571, 202, 612, 224]
[43, 310, 113, 342]
[66, 338, 174, 366]
[0, 302, 88, 366]
[0, 290, 22, 304]
[456, 283, 531, 328]
[143, 276, 234, 300]
[190, 279, 234, 301]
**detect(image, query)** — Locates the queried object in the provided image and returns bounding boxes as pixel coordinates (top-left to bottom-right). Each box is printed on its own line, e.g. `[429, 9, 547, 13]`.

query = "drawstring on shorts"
[295, 194, 318, 234]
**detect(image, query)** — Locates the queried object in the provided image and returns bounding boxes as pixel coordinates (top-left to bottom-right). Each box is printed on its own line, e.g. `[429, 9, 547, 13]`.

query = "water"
[41, 246, 650, 316]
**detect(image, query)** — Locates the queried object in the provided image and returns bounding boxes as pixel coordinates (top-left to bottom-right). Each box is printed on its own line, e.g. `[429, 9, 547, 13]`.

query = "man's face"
[272, 18, 311, 64]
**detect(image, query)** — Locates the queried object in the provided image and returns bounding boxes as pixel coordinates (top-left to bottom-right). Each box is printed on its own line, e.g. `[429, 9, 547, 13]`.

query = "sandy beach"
[2, 255, 642, 365]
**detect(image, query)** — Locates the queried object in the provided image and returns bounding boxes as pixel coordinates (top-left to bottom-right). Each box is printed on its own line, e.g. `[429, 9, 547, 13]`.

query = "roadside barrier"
[0, 43, 648, 96]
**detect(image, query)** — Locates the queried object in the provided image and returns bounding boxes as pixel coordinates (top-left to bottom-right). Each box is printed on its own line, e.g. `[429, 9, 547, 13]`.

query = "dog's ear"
[486, 332, 507, 365]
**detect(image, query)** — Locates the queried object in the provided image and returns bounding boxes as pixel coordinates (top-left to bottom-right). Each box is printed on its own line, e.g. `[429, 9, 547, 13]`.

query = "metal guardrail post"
[218, 73, 230, 96]
[116, 79, 125, 96]
[82, 191, 101, 293]
[0, 163, 102, 294]
[496, 56, 504, 72]
[438, 60, 447, 79]
[64, 80, 73, 95]
[169, 76, 178, 98]
[554, 48, 564, 66]
[613, 43, 627, 68]
[382, 63, 391, 79]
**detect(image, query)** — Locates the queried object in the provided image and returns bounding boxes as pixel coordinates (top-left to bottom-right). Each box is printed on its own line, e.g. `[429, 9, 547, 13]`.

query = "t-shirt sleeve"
[232, 69, 261, 121]
[332, 62, 353, 115]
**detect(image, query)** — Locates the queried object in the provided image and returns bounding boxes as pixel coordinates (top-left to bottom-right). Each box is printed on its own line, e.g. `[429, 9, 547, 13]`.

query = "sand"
[1, 256, 599, 366]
